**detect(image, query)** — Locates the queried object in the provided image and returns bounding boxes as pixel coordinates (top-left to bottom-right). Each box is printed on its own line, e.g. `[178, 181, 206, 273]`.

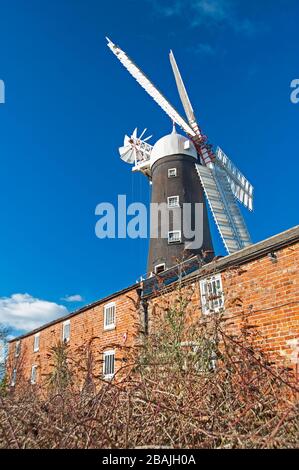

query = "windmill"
[106, 37, 253, 271]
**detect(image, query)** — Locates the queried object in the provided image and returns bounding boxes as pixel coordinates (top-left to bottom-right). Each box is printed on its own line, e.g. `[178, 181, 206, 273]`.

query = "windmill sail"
[195, 163, 252, 254]
[106, 38, 195, 137]
[215, 147, 254, 211]
[169, 50, 197, 129]
[107, 37, 253, 255]
[168, 50, 214, 164]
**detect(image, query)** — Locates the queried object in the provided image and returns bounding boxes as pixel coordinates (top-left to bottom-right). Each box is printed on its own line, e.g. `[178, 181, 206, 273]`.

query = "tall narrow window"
[15, 340, 21, 357]
[11, 368, 17, 387]
[62, 320, 70, 343]
[200, 274, 224, 314]
[33, 333, 40, 352]
[103, 350, 115, 379]
[30, 365, 37, 384]
[104, 302, 116, 330]
[168, 230, 182, 244]
[167, 196, 180, 208]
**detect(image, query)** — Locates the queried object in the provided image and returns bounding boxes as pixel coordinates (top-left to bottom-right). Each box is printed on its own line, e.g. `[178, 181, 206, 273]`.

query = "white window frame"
[30, 365, 37, 385]
[11, 368, 17, 387]
[167, 195, 180, 208]
[200, 274, 225, 315]
[104, 302, 116, 331]
[103, 349, 115, 379]
[15, 340, 21, 357]
[33, 333, 40, 352]
[168, 230, 182, 244]
[62, 320, 70, 343]
[155, 263, 166, 274]
[168, 168, 177, 178]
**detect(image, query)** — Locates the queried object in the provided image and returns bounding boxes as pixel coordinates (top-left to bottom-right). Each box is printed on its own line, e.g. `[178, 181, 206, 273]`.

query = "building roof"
[200, 224, 299, 273]
[9, 282, 140, 343]
[142, 225, 299, 297]
[9, 224, 299, 342]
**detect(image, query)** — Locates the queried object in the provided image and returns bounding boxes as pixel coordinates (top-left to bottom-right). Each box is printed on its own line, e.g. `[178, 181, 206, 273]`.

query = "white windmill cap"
[150, 125, 197, 168]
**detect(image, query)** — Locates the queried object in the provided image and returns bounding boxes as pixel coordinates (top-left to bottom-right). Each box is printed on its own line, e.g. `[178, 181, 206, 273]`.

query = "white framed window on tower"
[15, 340, 21, 358]
[62, 320, 70, 343]
[155, 263, 166, 274]
[104, 302, 116, 330]
[103, 350, 115, 379]
[33, 333, 40, 352]
[167, 195, 180, 208]
[168, 230, 182, 244]
[200, 274, 224, 314]
[168, 168, 177, 178]
[30, 365, 37, 384]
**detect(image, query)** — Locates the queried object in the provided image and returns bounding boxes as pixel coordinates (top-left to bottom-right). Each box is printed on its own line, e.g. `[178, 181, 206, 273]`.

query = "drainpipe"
[136, 283, 148, 336]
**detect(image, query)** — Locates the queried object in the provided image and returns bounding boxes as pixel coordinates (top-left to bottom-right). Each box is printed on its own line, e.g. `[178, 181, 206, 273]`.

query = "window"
[30, 365, 37, 384]
[15, 340, 21, 357]
[155, 263, 166, 275]
[103, 350, 115, 379]
[62, 320, 70, 343]
[168, 230, 182, 244]
[168, 168, 177, 178]
[104, 302, 116, 330]
[33, 333, 40, 352]
[11, 368, 17, 387]
[200, 274, 224, 314]
[167, 195, 180, 208]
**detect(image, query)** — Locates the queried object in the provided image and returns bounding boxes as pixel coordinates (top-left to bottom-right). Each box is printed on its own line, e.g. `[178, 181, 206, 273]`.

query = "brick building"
[8, 225, 299, 387]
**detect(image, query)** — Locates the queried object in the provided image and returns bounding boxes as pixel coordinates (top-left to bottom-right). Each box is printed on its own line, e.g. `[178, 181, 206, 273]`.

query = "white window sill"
[103, 374, 115, 381]
[104, 324, 116, 331]
[203, 307, 224, 315]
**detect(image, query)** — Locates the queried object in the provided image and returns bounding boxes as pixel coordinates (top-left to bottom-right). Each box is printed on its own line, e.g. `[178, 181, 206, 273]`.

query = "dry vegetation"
[0, 283, 298, 448]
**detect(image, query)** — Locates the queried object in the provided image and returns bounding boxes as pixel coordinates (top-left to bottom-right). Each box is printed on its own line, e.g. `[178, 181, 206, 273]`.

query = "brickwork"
[147, 241, 299, 369]
[8, 288, 140, 386]
[7, 227, 299, 386]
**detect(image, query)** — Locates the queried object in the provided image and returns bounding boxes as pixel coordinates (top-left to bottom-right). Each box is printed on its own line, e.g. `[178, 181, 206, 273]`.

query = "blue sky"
[0, 0, 298, 336]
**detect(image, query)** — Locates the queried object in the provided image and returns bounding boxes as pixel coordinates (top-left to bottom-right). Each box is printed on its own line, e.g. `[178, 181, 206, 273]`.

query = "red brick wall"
[8, 240, 299, 386]
[147, 241, 299, 370]
[220, 244, 299, 367]
[8, 288, 140, 386]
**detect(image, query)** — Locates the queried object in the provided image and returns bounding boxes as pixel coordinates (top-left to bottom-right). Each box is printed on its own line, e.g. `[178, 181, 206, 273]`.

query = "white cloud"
[192, 0, 228, 22]
[194, 43, 216, 55]
[155, 0, 182, 17]
[151, 0, 256, 35]
[0, 293, 68, 332]
[62, 294, 84, 302]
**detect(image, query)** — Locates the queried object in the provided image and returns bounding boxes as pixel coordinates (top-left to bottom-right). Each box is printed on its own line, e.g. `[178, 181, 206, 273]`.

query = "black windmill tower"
[107, 38, 254, 276]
